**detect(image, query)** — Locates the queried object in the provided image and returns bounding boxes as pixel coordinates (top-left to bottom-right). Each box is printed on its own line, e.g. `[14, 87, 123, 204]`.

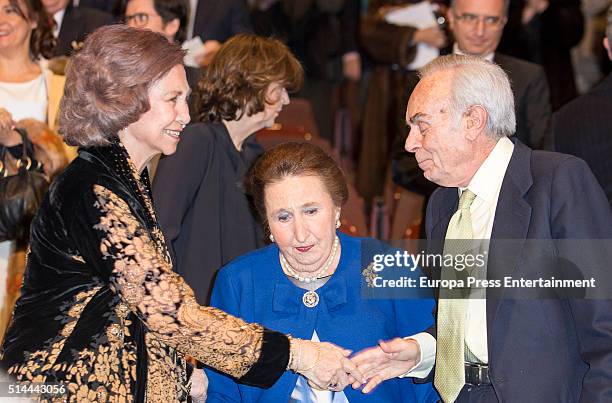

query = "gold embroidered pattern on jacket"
[6, 286, 138, 402]
[145, 333, 187, 401]
[92, 185, 264, 381]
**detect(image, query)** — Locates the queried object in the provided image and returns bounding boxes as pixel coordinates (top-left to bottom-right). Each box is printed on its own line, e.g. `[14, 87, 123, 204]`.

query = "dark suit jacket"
[77, 0, 119, 14]
[495, 53, 552, 150]
[55, 3, 114, 57]
[498, 0, 583, 110]
[553, 73, 612, 209]
[392, 53, 552, 200]
[152, 122, 264, 305]
[192, 0, 252, 42]
[425, 140, 612, 401]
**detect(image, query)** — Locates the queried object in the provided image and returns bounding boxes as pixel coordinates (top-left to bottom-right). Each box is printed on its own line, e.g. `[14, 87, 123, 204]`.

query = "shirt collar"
[53, 8, 66, 37]
[460, 136, 514, 203]
[453, 43, 495, 62]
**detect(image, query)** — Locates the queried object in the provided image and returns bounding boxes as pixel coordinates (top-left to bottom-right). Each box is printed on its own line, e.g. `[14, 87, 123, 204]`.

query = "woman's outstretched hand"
[288, 338, 364, 391]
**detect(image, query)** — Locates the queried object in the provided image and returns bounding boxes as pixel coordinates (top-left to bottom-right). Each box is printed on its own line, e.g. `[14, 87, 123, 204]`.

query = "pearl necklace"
[279, 236, 340, 283]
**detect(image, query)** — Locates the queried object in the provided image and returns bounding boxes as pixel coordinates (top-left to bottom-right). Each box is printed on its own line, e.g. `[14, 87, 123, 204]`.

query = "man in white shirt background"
[351, 54, 612, 402]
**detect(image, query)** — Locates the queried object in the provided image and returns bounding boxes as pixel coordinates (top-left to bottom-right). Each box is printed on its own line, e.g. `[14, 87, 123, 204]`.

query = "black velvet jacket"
[0, 143, 288, 402]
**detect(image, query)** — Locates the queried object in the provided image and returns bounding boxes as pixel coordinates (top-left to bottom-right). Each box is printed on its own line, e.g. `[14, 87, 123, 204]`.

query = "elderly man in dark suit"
[553, 5, 612, 209]
[43, 0, 114, 56]
[350, 54, 612, 402]
[393, 0, 552, 237]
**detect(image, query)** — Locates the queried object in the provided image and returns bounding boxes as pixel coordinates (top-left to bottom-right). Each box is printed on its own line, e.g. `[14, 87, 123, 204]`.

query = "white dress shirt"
[402, 136, 515, 375]
[453, 43, 494, 62]
[186, 0, 198, 40]
[52, 8, 66, 38]
[0, 74, 47, 122]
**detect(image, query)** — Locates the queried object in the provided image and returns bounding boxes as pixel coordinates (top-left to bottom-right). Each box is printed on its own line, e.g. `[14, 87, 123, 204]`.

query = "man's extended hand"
[350, 337, 421, 393]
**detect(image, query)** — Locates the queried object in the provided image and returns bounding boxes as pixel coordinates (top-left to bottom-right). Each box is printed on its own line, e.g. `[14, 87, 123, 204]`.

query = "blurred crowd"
[1, 0, 611, 363]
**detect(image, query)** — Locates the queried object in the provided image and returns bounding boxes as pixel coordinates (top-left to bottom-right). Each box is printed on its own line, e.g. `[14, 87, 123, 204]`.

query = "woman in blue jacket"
[205, 142, 438, 402]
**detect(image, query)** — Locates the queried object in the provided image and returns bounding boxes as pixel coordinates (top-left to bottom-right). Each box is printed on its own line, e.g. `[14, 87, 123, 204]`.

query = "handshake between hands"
[288, 337, 421, 394]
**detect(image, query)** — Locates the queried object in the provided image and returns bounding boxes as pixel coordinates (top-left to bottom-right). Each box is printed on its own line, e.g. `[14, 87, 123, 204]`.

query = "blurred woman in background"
[0, 0, 67, 342]
[0, 0, 63, 129]
[153, 33, 303, 305]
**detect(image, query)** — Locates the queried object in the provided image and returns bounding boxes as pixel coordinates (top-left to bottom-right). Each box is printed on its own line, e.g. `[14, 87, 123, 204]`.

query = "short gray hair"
[419, 54, 516, 138]
[450, 0, 510, 16]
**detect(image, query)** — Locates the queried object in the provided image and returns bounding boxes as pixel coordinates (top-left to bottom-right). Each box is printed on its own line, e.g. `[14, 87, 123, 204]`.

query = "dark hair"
[121, 0, 189, 43]
[153, 0, 189, 43]
[10, 0, 56, 59]
[60, 25, 186, 146]
[247, 142, 348, 223]
[195, 34, 303, 123]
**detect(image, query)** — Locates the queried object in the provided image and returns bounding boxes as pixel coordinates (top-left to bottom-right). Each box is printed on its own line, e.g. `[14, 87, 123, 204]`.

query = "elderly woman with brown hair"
[153, 33, 303, 305]
[0, 25, 362, 401]
[204, 142, 438, 402]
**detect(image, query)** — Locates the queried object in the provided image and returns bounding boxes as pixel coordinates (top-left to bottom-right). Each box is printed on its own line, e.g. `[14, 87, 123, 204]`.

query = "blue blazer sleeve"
[205, 268, 244, 403]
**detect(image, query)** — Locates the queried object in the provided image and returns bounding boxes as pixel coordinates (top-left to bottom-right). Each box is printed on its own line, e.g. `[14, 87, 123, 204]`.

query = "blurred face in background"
[125, 0, 178, 42]
[41, 0, 68, 15]
[0, 0, 36, 53]
[249, 82, 290, 130]
[448, 0, 507, 57]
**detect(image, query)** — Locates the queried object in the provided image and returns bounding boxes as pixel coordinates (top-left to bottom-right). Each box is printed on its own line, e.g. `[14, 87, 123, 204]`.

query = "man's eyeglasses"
[453, 12, 505, 29]
[125, 12, 157, 27]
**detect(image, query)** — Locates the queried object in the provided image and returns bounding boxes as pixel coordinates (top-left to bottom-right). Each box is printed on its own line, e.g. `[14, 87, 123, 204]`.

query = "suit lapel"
[486, 140, 533, 354]
[194, 0, 221, 40]
[430, 188, 458, 240]
[57, 3, 82, 55]
[428, 187, 458, 281]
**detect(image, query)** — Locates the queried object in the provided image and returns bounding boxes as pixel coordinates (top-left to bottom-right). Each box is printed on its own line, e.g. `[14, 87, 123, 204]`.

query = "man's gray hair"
[450, 0, 510, 15]
[419, 54, 516, 138]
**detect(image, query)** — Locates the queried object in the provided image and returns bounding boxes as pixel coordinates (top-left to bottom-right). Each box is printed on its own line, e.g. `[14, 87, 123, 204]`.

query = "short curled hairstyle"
[11, 0, 56, 60]
[247, 142, 348, 223]
[60, 25, 185, 147]
[195, 34, 303, 123]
